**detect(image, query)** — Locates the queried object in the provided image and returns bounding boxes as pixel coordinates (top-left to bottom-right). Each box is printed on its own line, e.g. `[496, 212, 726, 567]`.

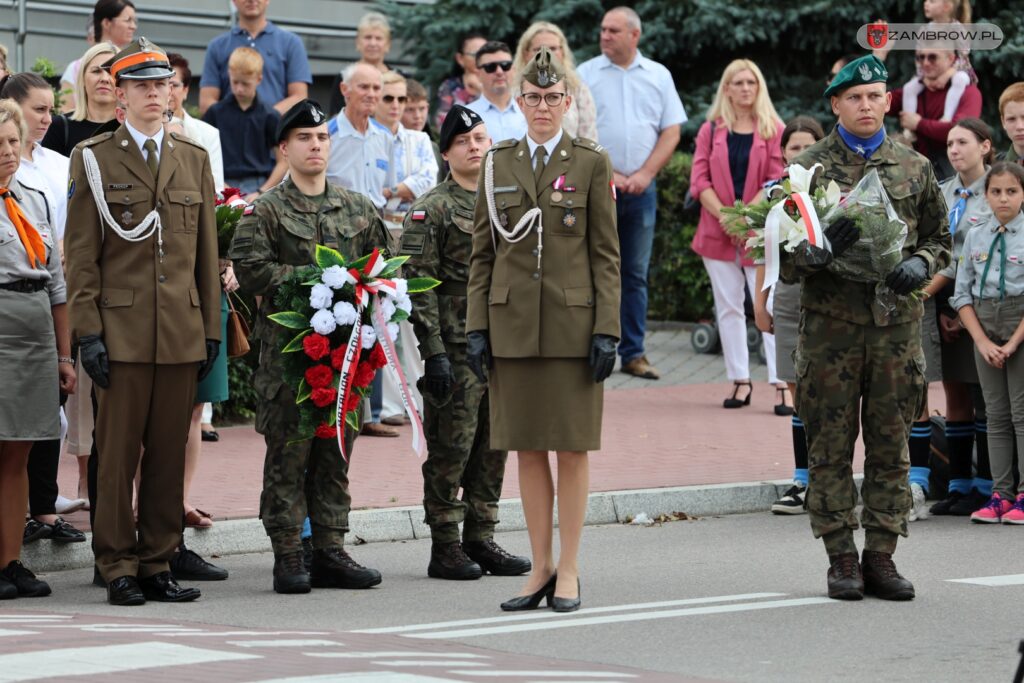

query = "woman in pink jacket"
[690, 59, 785, 410]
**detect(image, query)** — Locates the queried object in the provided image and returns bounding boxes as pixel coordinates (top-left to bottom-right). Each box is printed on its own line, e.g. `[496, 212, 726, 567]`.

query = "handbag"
[682, 121, 716, 217]
[226, 292, 251, 358]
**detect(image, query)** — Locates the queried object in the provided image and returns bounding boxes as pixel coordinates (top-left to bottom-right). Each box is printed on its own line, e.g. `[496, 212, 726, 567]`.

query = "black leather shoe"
[1, 561, 51, 597]
[170, 548, 229, 581]
[139, 571, 201, 602]
[310, 547, 382, 589]
[23, 519, 52, 544]
[107, 575, 145, 606]
[552, 578, 581, 613]
[428, 542, 483, 580]
[0, 574, 16, 600]
[862, 550, 915, 601]
[500, 573, 556, 611]
[826, 553, 864, 601]
[273, 551, 311, 594]
[464, 539, 532, 576]
[49, 517, 86, 543]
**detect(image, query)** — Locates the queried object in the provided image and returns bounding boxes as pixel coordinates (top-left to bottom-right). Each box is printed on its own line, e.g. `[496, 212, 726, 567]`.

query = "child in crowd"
[951, 161, 1024, 525]
[202, 47, 286, 199]
[902, 0, 976, 124]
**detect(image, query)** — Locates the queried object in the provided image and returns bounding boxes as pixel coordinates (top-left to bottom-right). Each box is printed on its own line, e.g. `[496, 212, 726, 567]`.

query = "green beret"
[823, 55, 888, 98]
[521, 46, 566, 90]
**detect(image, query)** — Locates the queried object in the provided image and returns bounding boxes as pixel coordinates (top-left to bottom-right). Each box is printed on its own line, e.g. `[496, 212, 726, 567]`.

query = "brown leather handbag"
[226, 293, 251, 358]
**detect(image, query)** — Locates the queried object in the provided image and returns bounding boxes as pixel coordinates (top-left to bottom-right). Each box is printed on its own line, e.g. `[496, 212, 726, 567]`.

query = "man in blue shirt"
[578, 7, 686, 380]
[466, 41, 526, 144]
[199, 0, 312, 116]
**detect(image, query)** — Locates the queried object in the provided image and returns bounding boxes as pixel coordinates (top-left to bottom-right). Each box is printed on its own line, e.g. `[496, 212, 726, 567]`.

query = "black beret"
[276, 99, 328, 142]
[439, 104, 484, 153]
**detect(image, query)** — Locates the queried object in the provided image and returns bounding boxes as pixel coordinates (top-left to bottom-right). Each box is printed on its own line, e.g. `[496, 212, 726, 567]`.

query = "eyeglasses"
[480, 61, 513, 74]
[521, 92, 566, 107]
[381, 95, 407, 104]
[915, 53, 941, 63]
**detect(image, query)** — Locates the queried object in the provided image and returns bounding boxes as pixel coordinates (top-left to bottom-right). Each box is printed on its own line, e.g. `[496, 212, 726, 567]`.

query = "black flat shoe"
[139, 571, 201, 602]
[23, 519, 52, 544]
[774, 386, 795, 416]
[107, 575, 145, 606]
[552, 578, 581, 613]
[170, 548, 229, 581]
[49, 517, 86, 543]
[1, 561, 51, 598]
[500, 573, 556, 612]
[201, 429, 219, 442]
[723, 381, 752, 409]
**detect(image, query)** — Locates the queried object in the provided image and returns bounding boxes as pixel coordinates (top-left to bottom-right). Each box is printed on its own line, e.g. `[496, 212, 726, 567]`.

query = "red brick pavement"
[56, 383, 946, 530]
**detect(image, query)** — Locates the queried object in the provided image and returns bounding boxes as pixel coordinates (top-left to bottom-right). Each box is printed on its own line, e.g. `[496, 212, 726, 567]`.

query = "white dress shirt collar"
[526, 129, 563, 163]
[124, 120, 165, 161]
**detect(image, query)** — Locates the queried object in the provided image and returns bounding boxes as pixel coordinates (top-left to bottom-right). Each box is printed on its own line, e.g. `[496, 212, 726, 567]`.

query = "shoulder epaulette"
[169, 131, 205, 150]
[572, 137, 603, 153]
[79, 132, 114, 148]
[491, 138, 518, 151]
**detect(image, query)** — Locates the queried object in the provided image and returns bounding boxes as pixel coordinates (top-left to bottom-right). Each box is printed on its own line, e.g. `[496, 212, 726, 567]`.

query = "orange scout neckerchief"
[0, 188, 44, 268]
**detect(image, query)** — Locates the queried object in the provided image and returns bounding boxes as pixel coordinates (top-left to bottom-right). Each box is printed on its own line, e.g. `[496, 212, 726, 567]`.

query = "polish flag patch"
[411, 210, 427, 221]
[243, 204, 255, 216]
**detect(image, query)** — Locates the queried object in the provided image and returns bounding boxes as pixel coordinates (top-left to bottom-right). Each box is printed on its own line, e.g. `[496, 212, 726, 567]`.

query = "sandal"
[723, 381, 752, 409]
[184, 508, 214, 528]
[774, 386, 795, 416]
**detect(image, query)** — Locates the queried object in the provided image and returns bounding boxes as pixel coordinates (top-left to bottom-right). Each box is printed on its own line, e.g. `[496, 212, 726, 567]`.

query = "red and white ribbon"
[335, 316, 363, 462]
[372, 306, 425, 458]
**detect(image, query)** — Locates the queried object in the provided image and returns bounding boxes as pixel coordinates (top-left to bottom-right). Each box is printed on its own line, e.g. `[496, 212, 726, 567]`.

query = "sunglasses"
[915, 53, 941, 63]
[481, 61, 513, 74]
[381, 95, 407, 104]
[521, 92, 567, 107]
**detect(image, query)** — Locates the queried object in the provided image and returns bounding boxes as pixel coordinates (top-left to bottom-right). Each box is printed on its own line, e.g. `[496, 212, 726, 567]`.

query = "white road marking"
[0, 630, 37, 638]
[167, 630, 330, 637]
[0, 641, 259, 682]
[947, 573, 1024, 586]
[306, 652, 488, 659]
[255, 674, 460, 682]
[371, 661, 488, 667]
[353, 592, 786, 634]
[227, 639, 344, 648]
[445, 672, 634, 679]
[409, 597, 834, 639]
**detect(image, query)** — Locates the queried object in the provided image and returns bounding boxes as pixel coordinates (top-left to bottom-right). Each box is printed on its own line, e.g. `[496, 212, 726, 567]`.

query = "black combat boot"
[861, 550, 915, 601]
[428, 542, 483, 580]
[273, 551, 311, 594]
[826, 553, 864, 600]
[310, 547, 382, 589]
[301, 537, 314, 574]
[464, 539, 532, 576]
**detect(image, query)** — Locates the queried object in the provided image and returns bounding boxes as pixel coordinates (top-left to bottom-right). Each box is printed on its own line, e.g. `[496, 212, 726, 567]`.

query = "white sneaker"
[55, 495, 87, 515]
[909, 483, 929, 522]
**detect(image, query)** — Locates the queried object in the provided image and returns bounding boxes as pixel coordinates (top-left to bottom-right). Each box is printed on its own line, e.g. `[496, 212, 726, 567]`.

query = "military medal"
[550, 191, 563, 202]
[121, 208, 133, 224]
[500, 212, 509, 228]
[562, 209, 576, 228]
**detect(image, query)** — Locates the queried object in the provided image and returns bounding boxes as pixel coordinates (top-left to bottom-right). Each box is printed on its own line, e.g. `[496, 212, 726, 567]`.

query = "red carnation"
[310, 387, 338, 408]
[303, 333, 331, 360]
[353, 362, 376, 388]
[330, 345, 347, 371]
[369, 343, 387, 369]
[343, 389, 362, 413]
[305, 364, 334, 389]
[314, 422, 337, 439]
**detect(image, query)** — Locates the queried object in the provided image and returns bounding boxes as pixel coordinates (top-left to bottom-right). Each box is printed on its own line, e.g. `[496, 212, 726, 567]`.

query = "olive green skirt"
[489, 357, 602, 452]
[0, 288, 59, 440]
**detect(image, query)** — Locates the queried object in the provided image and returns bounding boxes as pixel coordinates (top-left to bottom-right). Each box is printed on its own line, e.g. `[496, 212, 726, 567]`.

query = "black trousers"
[27, 438, 60, 516]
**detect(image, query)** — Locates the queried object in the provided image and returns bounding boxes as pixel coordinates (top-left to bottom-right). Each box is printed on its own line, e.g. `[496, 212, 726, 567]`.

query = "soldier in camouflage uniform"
[781, 56, 950, 601]
[400, 105, 531, 581]
[229, 100, 392, 595]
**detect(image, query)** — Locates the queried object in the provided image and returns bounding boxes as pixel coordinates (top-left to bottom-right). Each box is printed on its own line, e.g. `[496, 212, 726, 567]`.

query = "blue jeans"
[616, 181, 657, 363]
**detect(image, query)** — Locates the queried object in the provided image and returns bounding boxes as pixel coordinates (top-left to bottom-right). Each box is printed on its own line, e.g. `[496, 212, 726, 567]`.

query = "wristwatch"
[58, 356, 75, 366]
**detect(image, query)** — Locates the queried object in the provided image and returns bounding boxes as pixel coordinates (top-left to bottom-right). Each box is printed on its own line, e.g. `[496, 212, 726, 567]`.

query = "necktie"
[534, 145, 547, 184]
[0, 188, 44, 269]
[143, 138, 159, 178]
[978, 226, 1008, 301]
[948, 188, 972, 236]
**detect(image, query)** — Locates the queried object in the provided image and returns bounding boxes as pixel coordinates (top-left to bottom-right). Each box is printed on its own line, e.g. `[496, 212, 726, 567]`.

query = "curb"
[22, 479, 798, 573]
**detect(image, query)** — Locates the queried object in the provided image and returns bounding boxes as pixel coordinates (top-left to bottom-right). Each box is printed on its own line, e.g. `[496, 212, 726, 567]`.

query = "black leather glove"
[466, 331, 491, 384]
[79, 335, 110, 388]
[824, 217, 860, 258]
[885, 255, 929, 296]
[589, 334, 617, 383]
[198, 340, 220, 381]
[424, 353, 455, 397]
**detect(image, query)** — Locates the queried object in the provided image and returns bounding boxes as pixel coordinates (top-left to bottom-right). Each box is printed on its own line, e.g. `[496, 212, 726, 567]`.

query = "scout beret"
[521, 46, 566, 90]
[439, 104, 484, 153]
[276, 99, 328, 142]
[823, 55, 888, 98]
[103, 37, 175, 82]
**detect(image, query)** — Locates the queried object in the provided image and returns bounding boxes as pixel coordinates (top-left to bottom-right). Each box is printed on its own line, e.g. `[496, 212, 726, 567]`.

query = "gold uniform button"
[566, 200, 573, 206]
[185, 196, 191, 204]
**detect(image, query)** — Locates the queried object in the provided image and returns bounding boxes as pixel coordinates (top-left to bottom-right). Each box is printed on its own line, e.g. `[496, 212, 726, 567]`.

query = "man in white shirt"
[326, 63, 391, 210]
[466, 41, 526, 143]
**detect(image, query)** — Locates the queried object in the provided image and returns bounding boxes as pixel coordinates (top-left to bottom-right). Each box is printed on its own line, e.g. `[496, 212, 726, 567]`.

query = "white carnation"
[396, 293, 412, 314]
[333, 301, 358, 327]
[378, 297, 397, 322]
[394, 278, 408, 298]
[322, 265, 354, 289]
[387, 322, 400, 341]
[310, 309, 337, 335]
[360, 325, 377, 349]
[309, 283, 333, 310]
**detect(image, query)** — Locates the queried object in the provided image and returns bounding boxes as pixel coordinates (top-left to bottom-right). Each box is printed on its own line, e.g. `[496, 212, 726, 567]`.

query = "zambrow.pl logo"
[857, 23, 1004, 51]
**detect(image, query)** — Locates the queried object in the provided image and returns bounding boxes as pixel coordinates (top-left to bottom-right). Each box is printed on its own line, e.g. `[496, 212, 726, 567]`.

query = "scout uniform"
[781, 56, 951, 600]
[400, 105, 531, 580]
[64, 39, 220, 604]
[229, 100, 391, 594]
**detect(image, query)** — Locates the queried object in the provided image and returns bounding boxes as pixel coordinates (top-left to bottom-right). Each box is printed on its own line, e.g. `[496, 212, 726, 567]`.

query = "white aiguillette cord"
[82, 147, 164, 260]
[484, 149, 543, 271]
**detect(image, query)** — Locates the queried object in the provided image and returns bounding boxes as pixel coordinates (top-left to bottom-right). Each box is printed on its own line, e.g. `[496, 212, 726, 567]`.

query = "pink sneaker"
[970, 493, 1012, 523]
[1001, 494, 1024, 525]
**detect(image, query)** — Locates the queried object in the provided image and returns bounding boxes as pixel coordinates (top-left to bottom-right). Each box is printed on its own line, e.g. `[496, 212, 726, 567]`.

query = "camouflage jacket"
[399, 175, 475, 359]
[228, 177, 391, 397]
[781, 129, 951, 327]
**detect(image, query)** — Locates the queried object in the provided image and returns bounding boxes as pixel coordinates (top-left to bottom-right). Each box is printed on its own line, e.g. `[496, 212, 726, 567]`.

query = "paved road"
[10, 512, 1024, 682]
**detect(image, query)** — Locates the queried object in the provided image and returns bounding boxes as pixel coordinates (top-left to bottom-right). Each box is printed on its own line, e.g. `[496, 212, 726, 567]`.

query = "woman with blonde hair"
[41, 42, 118, 157]
[513, 21, 597, 140]
[689, 58, 785, 410]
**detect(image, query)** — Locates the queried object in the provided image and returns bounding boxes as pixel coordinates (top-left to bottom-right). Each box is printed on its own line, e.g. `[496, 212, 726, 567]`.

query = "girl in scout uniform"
[0, 99, 76, 599]
[951, 161, 1024, 525]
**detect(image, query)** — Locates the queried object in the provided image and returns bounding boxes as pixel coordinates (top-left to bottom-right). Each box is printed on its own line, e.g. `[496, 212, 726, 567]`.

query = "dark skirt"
[489, 356, 602, 452]
[0, 288, 59, 440]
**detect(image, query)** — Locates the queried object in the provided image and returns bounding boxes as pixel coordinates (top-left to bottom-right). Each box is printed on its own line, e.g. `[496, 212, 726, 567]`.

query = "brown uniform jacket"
[65, 125, 221, 364]
[466, 134, 620, 358]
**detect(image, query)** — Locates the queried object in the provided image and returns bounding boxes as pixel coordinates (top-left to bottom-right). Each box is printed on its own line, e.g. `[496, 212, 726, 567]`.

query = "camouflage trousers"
[257, 382, 356, 555]
[421, 345, 508, 544]
[794, 310, 926, 556]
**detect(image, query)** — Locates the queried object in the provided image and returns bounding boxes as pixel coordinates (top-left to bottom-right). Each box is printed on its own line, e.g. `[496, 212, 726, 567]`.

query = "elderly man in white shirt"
[167, 54, 225, 190]
[327, 63, 392, 210]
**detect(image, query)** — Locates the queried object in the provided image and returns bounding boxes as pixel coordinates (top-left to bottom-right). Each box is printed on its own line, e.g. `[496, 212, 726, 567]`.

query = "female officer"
[0, 99, 76, 598]
[466, 48, 620, 613]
